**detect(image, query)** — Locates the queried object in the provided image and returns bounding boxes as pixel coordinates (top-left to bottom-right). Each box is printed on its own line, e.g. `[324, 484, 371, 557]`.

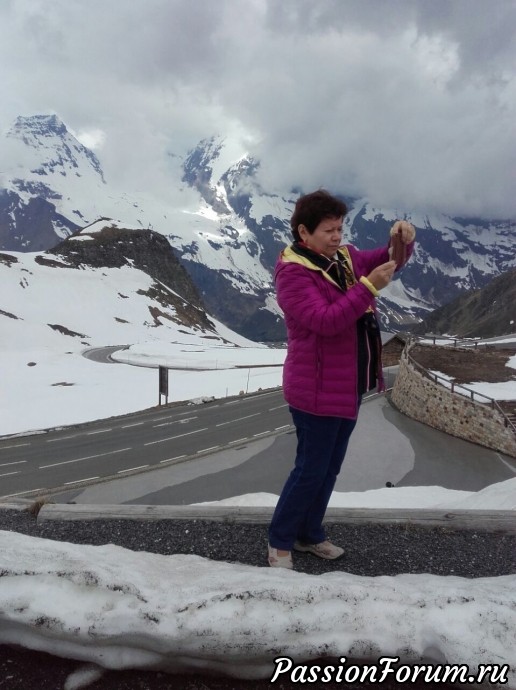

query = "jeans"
[268, 406, 357, 550]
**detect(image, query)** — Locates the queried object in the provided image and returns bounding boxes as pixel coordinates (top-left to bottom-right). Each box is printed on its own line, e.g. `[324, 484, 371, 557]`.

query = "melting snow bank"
[0, 531, 514, 684]
[195, 477, 516, 510]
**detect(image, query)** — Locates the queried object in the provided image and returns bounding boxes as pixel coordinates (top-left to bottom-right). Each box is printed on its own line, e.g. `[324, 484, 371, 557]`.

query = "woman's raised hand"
[367, 260, 397, 290]
[390, 220, 416, 244]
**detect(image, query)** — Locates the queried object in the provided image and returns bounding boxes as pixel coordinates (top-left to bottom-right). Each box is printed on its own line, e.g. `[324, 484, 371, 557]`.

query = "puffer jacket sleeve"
[275, 262, 375, 338]
[349, 241, 414, 275]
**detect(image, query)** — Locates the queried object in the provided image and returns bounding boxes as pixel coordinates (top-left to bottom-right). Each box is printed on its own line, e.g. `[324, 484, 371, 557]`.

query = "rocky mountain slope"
[49, 220, 214, 333]
[0, 219, 238, 357]
[2, 114, 515, 340]
[413, 267, 516, 338]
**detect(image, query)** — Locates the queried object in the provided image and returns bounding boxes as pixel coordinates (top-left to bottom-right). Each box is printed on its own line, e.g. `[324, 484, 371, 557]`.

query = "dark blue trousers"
[268, 406, 357, 550]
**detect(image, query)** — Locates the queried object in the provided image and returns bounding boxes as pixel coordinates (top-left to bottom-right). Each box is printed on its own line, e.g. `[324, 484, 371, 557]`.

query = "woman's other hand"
[367, 260, 397, 290]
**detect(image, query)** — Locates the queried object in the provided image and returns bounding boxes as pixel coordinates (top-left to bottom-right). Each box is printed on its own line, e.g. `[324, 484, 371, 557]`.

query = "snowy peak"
[182, 136, 232, 215]
[2, 113, 516, 340]
[7, 114, 105, 184]
[8, 113, 68, 140]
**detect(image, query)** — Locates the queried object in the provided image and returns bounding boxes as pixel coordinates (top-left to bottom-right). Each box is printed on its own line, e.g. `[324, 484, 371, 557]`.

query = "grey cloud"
[0, 0, 515, 218]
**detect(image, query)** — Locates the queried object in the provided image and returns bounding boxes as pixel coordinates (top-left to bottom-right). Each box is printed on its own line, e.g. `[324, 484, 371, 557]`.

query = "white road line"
[269, 404, 288, 411]
[46, 435, 78, 443]
[0, 460, 27, 468]
[0, 442, 30, 450]
[197, 446, 220, 454]
[144, 428, 208, 446]
[86, 428, 112, 435]
[160, 455, 187, 464]
[216, 413, 260, 427]
[253, 431, 271, 437]
[0, 471, 20, 478]
[64, 477, 100, 486]
[39, 447, 131, 469]
[229, 438, 248, 445]
[117, 465, 149, 474]
[250, 390, 281, 399]
[223, 400, 241, 405]
[1, 488, 46, 498]
[496, 453, 516, 474]
[121, 422, 144, 429]
[275, 425, 291, 431]
[153, 416, 197, 428]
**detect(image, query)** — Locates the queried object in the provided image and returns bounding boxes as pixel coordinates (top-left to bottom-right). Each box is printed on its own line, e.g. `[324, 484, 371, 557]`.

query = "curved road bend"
[0, 390, 292, 501]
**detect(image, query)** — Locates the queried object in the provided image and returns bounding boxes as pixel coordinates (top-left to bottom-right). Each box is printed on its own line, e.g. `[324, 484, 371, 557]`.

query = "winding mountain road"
[0, 389, 294, 501]
[2, 347, 515, 505]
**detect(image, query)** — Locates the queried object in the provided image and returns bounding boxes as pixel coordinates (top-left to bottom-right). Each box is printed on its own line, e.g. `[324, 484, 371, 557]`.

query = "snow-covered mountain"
[2, 114, 515, 340]
[0, 221, 285, 435]
[0, 220, 235, 357]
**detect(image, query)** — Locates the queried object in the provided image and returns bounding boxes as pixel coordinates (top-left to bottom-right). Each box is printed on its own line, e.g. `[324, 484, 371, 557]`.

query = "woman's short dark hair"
[290, 189, 347, 241]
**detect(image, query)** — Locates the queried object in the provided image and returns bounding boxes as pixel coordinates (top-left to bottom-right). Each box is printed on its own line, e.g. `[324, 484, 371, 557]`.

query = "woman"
[268, 189, 415, 568]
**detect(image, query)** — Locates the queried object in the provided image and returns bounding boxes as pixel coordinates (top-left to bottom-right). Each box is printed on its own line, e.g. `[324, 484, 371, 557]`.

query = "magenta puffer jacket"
[275, 242, 413, 419]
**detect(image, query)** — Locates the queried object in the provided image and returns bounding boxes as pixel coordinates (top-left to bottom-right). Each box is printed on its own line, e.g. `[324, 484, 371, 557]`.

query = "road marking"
[160, 455, 187, 463]
[250, 390, 281, 399]
[86, 428, 112, 435]
[253, 431, 271, 437]
[46, 435, 78, 443]
[0, 471, 20, 478]
[39, 447, 131, 469]
[0, 442, 30, 450]
[144, 428, 208, 446]
[215, 413, 260, 427]
[223, 400, 241, 405]
[117, 465, 149, 474]
[64, 477, 100, 485]
[153, 409, 199, 421]
[275, 425, 291, 431]
[229, 438, 248, 444]
[269, 404, 287, 411]
[197, 446, 220, 454]
[0, 460, 27, 468]
[121, 422, 144, 429]
[496, 453, 516, 474]
[1, 488, 46, 498]
[153, 416, 197, 428]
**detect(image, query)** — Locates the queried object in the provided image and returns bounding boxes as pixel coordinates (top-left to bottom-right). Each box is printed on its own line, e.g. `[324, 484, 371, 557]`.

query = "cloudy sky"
[1, 0, 515, 218]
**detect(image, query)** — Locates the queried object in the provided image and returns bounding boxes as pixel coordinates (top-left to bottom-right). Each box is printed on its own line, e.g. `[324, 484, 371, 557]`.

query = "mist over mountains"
[2, 114, 515, 340]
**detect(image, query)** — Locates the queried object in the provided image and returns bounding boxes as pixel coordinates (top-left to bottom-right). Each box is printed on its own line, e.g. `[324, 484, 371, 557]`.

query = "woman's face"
[298, 216, 343, 258]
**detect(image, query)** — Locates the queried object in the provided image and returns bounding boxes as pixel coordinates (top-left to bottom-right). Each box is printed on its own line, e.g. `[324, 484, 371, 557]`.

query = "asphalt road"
[2, 362, 515, 504]
[0, 390, 292, 501]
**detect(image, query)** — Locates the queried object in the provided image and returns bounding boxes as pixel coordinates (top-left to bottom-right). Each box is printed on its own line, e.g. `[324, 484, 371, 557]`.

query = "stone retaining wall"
[391, 344, 516, 458]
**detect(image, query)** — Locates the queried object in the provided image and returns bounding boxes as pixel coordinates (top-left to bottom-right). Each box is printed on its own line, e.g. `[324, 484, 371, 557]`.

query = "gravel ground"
[1, 507, 515, 689]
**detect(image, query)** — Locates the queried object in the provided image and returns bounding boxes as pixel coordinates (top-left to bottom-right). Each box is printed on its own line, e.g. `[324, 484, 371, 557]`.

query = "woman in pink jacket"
[268, 189, 415, 569]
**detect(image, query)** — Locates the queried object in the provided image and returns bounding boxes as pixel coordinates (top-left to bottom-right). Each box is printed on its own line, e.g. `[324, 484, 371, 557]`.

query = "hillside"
[2, 115, 516, 340]
[413, 268, 516, 338]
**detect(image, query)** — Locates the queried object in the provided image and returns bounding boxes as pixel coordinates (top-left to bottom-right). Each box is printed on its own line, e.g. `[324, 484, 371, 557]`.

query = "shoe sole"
[293, 544, 344, 560]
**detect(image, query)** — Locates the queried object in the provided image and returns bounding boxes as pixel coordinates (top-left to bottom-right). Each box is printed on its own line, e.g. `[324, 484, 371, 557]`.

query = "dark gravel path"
[1, 507, 515, 689]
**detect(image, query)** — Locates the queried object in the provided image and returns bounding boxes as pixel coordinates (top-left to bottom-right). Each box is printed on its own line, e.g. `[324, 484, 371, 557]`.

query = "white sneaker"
[268, 544, 293, 569]
[293, 540, 344, 560]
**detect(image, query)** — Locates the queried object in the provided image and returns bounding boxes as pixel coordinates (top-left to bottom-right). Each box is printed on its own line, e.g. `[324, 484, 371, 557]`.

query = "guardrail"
[403, 338, 516, 435]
